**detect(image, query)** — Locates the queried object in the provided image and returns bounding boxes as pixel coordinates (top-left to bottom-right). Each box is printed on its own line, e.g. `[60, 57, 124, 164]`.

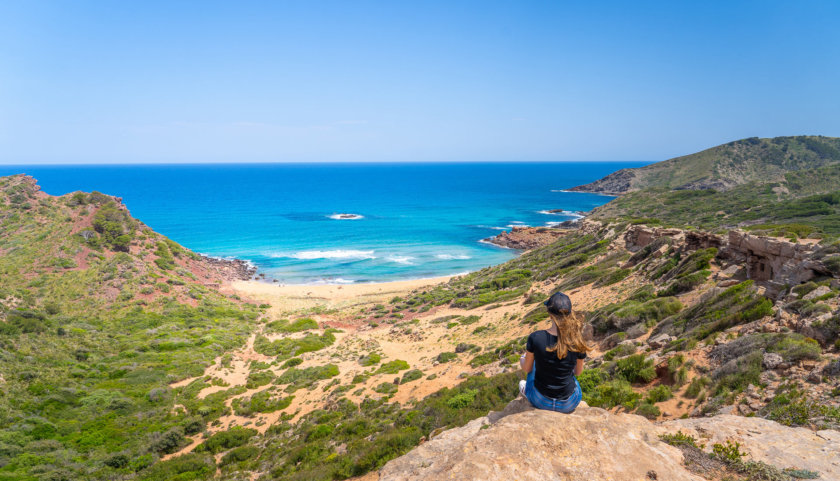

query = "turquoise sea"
[0, 162, 647, 283]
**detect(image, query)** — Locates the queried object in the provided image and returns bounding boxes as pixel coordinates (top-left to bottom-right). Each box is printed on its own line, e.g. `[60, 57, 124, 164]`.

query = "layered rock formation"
[483, 226, 567, 250]
[380, 403, 703, 481]
[376, 399, 840, 481]
[659, 415, 840, 479]
[623, 224, 834, 292]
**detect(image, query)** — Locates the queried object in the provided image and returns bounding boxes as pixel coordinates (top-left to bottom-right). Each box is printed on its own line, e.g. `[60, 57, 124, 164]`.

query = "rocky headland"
[483, 225, 570, 250]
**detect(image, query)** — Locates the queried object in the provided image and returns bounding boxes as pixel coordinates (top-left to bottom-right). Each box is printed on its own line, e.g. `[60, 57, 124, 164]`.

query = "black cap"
[544, 291, 572, 315]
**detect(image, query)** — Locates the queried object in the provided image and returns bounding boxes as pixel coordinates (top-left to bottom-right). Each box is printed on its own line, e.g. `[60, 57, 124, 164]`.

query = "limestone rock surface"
[379, 406, 704, 481]
[659, 415, 840, 479]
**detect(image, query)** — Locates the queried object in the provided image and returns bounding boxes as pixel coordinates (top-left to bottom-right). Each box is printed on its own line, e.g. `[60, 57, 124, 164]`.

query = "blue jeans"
[523, 366, 582, 413]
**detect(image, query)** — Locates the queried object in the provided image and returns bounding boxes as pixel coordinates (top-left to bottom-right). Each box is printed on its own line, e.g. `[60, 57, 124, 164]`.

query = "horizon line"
[0, 159, 654, 167]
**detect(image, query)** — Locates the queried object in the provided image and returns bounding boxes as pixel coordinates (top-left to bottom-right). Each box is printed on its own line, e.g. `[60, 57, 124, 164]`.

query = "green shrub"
[266, 317, 319, 333]
[615, 355, 656, 383]
[400, 369, 424, 384]
[232, 390, 294, 416]
[276, 364, 339, 392]
[586, 379, 640, 409]
[603, 343, 636, 361]
[659, 431, 701, 448]
[220, 445, 259, 466]
[769, 336, 821, 362]
[446, 389, 478, 409]
[646, 385, 673, 403]
[635, 402, 661, 419]
[359, 353, 381, 366]
[139, 453, 214, 481]
[374, 382, 398, 395]
[469, 352, 497, 367]
[712, 440, 745, 463]
[195, 426, 257, 454]
[246, 370, 275, 389]
[283, 357, 303, 368]
[436, 352, 458, 363]
[594, 268, 632, 287]
[376, 360, 410, 374]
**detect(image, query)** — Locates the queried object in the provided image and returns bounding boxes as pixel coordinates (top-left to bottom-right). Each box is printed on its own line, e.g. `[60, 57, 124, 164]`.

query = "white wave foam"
[435, 254, 471, 260]
[478, 239, 513, 249]
[551, 189, 616, 197]
[386, 255, 416, 265]
[505, 224, 530, 228]
[327, 213, 364, 220]
[308, 277, 357, 285]
[283, 249, 376, 260]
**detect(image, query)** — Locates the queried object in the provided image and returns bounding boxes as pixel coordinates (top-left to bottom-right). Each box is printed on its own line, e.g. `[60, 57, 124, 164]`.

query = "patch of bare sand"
[230, 276, 452, 312]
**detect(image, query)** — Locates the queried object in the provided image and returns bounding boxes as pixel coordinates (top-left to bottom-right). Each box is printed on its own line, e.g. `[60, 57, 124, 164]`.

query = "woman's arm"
[574, 358, 584, 377]
[520, 351, 535, 374]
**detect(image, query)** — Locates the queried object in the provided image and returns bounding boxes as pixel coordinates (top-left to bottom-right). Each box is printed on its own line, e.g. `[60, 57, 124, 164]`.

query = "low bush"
[400, 369, 424, 384]
[635, 402, 661, 419]
[376, 360, 410, 374]
[646, 385, 673, 403]
[195, 426, 257, 454]
[220, 445, 259, 466]
[615, 355, 656, 384]
[359, 353, 381, 366]
[276, 364, 339, 392]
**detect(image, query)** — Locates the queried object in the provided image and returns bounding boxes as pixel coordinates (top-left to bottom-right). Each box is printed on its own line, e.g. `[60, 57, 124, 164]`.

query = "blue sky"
[1, 1, 839, 164]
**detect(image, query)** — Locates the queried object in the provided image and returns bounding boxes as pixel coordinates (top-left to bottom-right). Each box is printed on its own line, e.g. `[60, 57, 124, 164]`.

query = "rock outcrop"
[568, 168, 638, 195]
[722, 230, 825, 285]
[659, 415, 840, 479]
[623, 224, 835, 293]
[483, 226, 567, 250]
[380, 403, 704, 481]
[377, 400, 840, 481]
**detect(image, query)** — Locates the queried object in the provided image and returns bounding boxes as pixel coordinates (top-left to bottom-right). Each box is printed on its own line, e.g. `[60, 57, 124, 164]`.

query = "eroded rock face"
[724, 230, 824, 285]
[482, 226, 566, 250]
[659, 415, 840, 479]
[379, 407, 704, 481]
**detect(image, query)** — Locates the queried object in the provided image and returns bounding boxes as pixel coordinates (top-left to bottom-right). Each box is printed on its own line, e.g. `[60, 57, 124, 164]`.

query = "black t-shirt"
[526, 330, 587, 399]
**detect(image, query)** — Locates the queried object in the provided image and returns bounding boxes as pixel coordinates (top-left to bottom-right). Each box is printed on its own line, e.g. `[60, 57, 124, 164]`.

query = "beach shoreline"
[228, 275, 453, 311]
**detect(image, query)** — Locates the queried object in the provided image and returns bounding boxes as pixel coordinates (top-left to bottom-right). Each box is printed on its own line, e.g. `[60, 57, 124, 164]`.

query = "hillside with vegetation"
[2, 145, 840, 481]
[571, 135, 840, 195]
[578, 137, 840, 239]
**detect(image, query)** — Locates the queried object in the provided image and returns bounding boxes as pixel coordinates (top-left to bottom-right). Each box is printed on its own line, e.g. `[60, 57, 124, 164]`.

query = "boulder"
[659, 415, 840, 479]
[803, 285, 832, 301]
[762, 352, 784, 370]
[626, 323, 648, 339]
[648, 333, 673, 349]
[380, 407, 704, 481]
[822, 360, 840, 378]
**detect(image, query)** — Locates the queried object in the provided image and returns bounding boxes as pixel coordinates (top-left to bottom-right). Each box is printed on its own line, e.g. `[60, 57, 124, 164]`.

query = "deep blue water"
[0, 162, 647, 283]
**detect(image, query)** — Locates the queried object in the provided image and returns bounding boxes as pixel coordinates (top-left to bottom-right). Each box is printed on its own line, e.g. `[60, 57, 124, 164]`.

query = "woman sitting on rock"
[519, 291, 590, 413]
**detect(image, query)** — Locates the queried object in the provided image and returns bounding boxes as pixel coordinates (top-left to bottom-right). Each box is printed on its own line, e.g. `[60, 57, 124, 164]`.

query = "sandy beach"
[228, 276, 453, 311]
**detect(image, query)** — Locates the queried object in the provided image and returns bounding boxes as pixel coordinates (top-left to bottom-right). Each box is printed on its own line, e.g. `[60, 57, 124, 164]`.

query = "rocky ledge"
[376, 398, 840, 481]
[568, 167, 638, 195]
[197, 255, 257, 281]
[482, 226, 568, 250]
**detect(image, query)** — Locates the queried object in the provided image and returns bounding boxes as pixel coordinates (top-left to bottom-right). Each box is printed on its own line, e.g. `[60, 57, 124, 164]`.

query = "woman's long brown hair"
[546, 311, 592, 359]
